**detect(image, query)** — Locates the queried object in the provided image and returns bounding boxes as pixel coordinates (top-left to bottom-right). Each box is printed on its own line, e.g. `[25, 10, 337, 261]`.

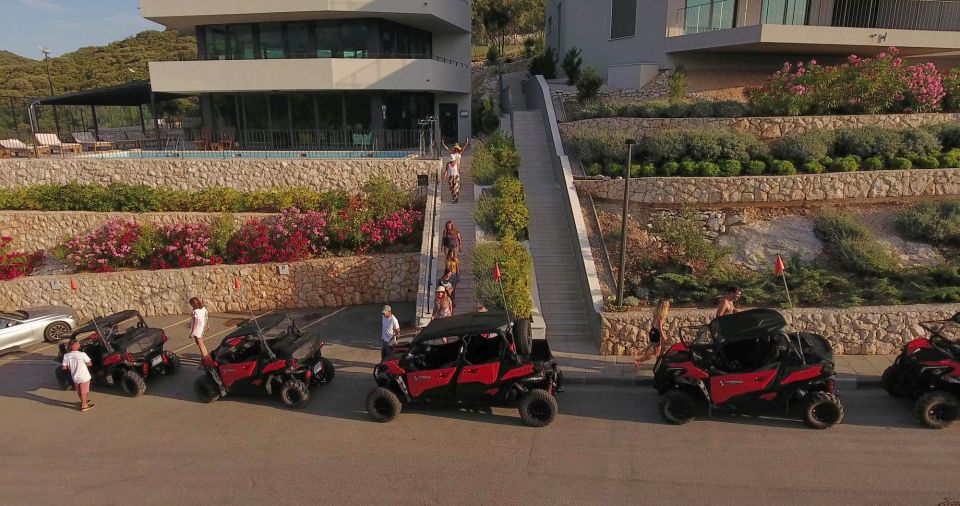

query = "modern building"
[141, 0, 472, 146]
[547, 0, 960, 89]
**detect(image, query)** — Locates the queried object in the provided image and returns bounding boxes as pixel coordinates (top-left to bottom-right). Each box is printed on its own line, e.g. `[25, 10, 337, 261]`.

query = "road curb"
[565, 373, 879, 389]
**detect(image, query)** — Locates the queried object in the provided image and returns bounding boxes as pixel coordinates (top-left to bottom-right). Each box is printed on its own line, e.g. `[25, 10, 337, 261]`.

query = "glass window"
[315, 21, 340, 57]
[341, 21, 369, 58]
[241, 94, 269, 132]
[205, 25, 227, 59]
[227, 25, 255, 60]
[316, 93, 343, 130]
[259, 23, 284, 59]
[290, 93, 316, 130]
[211, 95, 238, 130]
[285, 22, 314, 58]
[344, 93, 372, 130]
[610, 0, 637, 38]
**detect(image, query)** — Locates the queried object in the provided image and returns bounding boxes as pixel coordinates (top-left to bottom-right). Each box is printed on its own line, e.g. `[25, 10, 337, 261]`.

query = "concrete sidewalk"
[556, 351, 896, 388]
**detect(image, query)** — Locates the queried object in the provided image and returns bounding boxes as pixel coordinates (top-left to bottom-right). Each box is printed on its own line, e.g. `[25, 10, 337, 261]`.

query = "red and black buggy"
[366, 311, 562, 427]
[54, 310, 179, 396]
[194, 312, 334, 408]
[881, 312, 960, 429]
[653, 308, 844, 429]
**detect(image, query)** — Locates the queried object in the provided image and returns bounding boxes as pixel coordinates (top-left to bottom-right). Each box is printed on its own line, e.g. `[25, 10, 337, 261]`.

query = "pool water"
[87, 150, 416, 159]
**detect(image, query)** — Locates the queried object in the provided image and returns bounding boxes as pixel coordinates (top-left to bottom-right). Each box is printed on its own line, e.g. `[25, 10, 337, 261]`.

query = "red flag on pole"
[493, 263, 501, 282]
[774, 254, 785, 276]
[233, 273, 241, 291]
[69, 277, 77, 292]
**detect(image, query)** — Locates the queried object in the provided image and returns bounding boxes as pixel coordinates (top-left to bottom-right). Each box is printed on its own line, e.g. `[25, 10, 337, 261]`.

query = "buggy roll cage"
[917, 313, 960, 357]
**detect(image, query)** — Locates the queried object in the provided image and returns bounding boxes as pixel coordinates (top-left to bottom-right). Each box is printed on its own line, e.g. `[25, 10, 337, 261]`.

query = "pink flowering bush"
[62, 218, 142, 273]
[358, 208, 424, 253]
[151, 223, 224, 270]
[226, 219, 313, 265]
[746, 48, 950, 116]
[0, 236, 43, 280]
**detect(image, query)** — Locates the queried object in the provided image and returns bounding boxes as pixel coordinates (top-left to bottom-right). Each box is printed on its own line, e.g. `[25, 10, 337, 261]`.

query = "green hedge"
[471, 239, 534, 318]
[897, 200, 960, 245]
[472, 130, 521, 185]
[0, 177, 413, 217]
[570, 100, 750, 121]
[568, 124, 960, 178]
[474, 176, 529, 241]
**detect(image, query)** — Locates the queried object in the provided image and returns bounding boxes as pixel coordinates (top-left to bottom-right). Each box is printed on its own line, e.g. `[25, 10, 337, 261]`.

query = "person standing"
[437, 267, 459, 307]
[61, 339, 94, 412]
[189, 297, 210, 357]
[381, 305, 401, 359]
[635, 299, 670, 369]
[433, 286, 453, 319]
[442, 140, 469, 203]
[442, 221, 462, 260]
[716, 286, 742, 318]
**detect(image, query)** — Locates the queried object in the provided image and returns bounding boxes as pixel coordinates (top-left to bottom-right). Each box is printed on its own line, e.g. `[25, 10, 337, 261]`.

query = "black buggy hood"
[713, 308, 787, 344]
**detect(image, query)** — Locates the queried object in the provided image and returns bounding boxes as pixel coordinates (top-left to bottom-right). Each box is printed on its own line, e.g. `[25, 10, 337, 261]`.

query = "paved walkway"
[513, 110, 595, 354]
[432, 152, 477, 317]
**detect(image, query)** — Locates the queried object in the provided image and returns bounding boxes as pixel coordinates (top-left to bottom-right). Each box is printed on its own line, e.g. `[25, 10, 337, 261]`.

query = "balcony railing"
[176, 52, 470, 68]
[673, 0, 960, 36]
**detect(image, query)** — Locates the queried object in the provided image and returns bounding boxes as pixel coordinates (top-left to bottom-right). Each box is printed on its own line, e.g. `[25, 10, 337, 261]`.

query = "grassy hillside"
[0, 30, 195, 136]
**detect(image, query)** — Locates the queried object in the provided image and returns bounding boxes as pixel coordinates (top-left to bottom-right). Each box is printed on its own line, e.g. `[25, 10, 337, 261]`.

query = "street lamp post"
[40, 47, 61, 138]
[616, 139, 636, 307]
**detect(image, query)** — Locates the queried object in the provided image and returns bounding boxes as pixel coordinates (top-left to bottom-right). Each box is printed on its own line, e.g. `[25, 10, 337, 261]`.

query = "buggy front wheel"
[118, 369, 147, 397]
[801, 392, 844, 429]
[914, 390, 959, 429]
[366, 387, 402, 423]
[880, 366, 908, 398]
[194, 376, 221, 403]
[319, 358, 335, 384]
[658, 389, 699, 425]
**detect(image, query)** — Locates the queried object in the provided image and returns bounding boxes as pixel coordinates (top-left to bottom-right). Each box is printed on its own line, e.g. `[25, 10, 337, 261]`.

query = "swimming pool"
[85, 150, 417, 159]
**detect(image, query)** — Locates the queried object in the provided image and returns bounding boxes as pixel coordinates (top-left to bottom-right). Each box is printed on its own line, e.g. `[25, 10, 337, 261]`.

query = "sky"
[0, 0, 162, 59]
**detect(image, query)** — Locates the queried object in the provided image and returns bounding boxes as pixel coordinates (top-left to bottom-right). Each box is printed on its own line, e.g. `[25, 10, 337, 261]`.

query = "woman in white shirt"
[189, 297, 210, 357]
[442, 139, 469, 203]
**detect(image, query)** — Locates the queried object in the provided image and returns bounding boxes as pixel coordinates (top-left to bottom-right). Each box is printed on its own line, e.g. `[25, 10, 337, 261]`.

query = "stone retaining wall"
[601, 304, 960, 355]
[575, 168, 960, 206]
[0, 254, 418, 320]
[0, 158, 439, 192]
[0, 211, 271, 251]
[560, 113, 960, 140]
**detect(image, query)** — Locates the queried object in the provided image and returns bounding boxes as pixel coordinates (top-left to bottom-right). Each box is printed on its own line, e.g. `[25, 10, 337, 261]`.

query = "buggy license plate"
[313, 361, 323, 374]
[151, 355, 163, 367]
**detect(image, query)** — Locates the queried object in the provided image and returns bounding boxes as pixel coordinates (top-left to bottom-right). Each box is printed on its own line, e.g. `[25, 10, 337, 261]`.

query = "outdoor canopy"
[712, 308, 788, 344]
[414, 311, 511, 342]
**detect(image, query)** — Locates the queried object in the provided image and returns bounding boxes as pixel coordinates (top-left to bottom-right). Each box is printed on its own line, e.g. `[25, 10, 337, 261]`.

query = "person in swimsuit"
[635, 299, 671, 369]
[442, 220, 462, 260]
[716, 286, 742, 318]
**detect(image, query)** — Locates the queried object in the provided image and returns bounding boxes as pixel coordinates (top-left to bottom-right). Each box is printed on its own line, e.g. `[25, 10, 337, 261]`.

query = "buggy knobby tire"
[54, 366, 72, 390]
[801, 392, 844, 429]
[43, 321, 71, 343]
[914, 390, 959, 429]
[880, 366, 908, 398]
[366, 387, 402, 423]
[518, 388, 558, 427]
[279, 380, 311, 409]
[513, 318, 533, 358]
[118, 369, 147, 397]
[194, 376, 221, 403]
[658, 389, 699, 425]
[164, 352, 181, 376]
[319, 357, 335, 384]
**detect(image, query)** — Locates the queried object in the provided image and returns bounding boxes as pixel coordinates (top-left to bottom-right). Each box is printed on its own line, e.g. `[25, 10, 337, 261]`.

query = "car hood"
[21, 306, 75, 321]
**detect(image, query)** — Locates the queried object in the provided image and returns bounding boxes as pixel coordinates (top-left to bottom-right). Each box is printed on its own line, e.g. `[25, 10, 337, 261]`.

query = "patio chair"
[0, 139, 51, 157]
[35, 133, 82, 155]
[219, 128, 237, 150]
[351, 131, 373, 150]
[125, 131, 160, 150]
[100, 131, 141, 150]
[72, 132, 113, 152]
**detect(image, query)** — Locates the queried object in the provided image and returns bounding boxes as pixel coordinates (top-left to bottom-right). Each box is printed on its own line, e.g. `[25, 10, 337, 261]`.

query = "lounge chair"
[100, 131, 141, 150]
[0, 139, 49, 157]
[35, 133, 82, 155]
[72, 132, 113, 152]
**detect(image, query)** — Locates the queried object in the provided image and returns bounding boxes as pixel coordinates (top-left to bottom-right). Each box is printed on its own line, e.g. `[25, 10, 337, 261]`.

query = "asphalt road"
[0, 304, 958, 506]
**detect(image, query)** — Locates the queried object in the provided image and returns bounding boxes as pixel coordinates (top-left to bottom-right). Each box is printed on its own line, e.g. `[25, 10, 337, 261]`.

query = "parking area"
[0, 303, 958, 505]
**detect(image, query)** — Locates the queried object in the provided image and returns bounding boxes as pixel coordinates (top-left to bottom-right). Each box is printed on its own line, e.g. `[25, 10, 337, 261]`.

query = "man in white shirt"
[189, 297, 210, 357]
[381, 305, 400, 359]
[61, 339, 94, 411]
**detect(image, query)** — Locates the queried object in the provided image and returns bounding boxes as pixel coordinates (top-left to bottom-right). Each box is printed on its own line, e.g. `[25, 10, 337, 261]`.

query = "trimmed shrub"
[678, 160, 698, 177]
[485, 45, 500, 66]
[813, 211, 870, 245]
[668, 67, 687, 105]
[771, 131, 833, 163]
[835, 239, 900, 275]
[834, 127, 903, 159]
[472, 238, 534, 318]
[687, 101, 716, 118]
[897, 200, 960, 245]
[638, 163, 657, 177]
[712, 100, 750, 118]
[940, 153, 960, 168]
[576, 67, 604, 103]
[662, 103, 687, 118]
[565, 128, 629, 165]
[474, 176, 529, 241]
[605, 162, 624, 176]
[862, 156, 885, 171]
[659, 161, 680, 176]
[900, 128, 942, 156]
[697, 161, 721, 177]
[889, 157, 913, 170]
[829, 156, 860, 172]
[912, 154, 940, 168]
[0, 236, 43, 280]
[801, 161, 826, 174]
[744, 160, 767, 175]
[769, 159, 797, 175]
[719, 159, 742, 177]
[643, 129, 687, 163]
[529, 48, 558, 79]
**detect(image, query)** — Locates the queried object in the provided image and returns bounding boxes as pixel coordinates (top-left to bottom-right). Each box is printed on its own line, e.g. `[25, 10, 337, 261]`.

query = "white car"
[0, 306, 78, 355]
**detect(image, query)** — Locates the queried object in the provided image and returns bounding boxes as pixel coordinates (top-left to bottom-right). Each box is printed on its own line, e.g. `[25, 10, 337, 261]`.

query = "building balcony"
[148, 57, 470, 94]
[666, 0, 960, 55]
[140, 0, 471, 34]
